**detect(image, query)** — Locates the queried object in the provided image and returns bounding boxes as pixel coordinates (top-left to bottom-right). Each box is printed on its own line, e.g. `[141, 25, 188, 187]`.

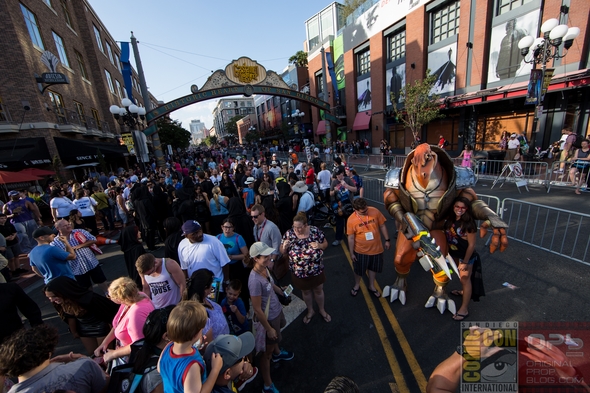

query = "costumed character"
[383, 144, 508, 314]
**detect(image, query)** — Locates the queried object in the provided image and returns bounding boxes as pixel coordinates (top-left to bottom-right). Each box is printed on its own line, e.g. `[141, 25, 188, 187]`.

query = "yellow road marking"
[342, 246, 409, 393]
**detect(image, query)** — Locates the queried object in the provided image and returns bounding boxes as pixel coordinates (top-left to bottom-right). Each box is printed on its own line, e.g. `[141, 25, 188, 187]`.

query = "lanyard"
[355, 211, 370, 228]
[255, 219, 267, 242]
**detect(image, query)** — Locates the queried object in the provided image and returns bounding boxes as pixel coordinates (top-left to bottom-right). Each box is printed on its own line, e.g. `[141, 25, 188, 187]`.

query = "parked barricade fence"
[471, 159, 549, 189]
[546, 160, 590, 193]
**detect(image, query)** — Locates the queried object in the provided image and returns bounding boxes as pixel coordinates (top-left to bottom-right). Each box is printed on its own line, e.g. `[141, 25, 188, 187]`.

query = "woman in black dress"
[118, 224, 145, 287]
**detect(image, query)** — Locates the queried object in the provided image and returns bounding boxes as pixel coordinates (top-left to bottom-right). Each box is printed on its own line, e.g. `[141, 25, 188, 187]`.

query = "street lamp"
[518, 18, 579, 148]
[110, 98, 148, 173]
[293, 109, 305, 134]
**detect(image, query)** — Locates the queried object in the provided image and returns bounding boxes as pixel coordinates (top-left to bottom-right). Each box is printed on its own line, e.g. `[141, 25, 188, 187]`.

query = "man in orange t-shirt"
[346, 198, 390, 298]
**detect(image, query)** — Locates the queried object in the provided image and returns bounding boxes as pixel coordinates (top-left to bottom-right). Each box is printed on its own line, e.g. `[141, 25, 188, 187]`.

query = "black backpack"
[572, 133, 584, 149]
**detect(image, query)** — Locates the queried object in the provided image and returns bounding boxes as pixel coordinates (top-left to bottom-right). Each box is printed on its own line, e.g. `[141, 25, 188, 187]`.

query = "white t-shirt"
[73, 197, 97, 217]
[507, 138, 520, 149]
[317, 169, 332, 190]
[50, 197, 76, 218]
[178, 234, 231, 283]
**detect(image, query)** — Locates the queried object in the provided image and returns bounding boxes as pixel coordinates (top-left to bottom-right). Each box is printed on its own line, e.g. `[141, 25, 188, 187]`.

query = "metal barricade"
[472, 159, 549, 189]
[546, 160, 589, 192]
[361, 177, 386, 205]
[500, 198, 590, 265]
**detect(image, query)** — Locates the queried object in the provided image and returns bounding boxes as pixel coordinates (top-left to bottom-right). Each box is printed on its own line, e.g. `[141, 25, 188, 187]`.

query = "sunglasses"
[454, 206, 467, 210]
[251, 214, 260, 219]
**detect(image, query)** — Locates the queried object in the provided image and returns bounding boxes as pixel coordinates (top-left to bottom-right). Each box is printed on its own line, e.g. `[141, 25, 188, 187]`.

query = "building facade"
[0, 0, 155, 178]
[306, 0, 590, 153]
[189, 119, 206, 145]
[212, 98, 255, 139]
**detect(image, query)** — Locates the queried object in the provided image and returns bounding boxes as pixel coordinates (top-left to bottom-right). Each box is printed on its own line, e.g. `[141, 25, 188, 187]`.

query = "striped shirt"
[51, 229, 99, 275]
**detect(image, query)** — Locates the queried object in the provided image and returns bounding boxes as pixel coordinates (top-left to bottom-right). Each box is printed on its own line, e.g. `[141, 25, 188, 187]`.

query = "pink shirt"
[113, 296, 154, 347]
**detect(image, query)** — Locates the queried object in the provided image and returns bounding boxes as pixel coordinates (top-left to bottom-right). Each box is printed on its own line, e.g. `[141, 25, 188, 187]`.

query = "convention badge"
[365, 232, 374, 241]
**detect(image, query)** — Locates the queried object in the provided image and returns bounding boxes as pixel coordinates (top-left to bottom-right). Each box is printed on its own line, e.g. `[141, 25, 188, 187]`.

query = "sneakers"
[332, 240, 341, 246]
[235, 366, 258, 391]
[272, 349, 294, 363]
[262, 383, 280, 393]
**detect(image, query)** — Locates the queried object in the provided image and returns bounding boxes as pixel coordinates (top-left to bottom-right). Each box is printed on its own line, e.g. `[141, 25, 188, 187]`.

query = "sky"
[89, 0, 334, 131]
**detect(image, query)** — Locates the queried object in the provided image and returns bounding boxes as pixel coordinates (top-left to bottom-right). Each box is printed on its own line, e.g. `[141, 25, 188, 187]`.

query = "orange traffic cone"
[96, 236, 118, 245]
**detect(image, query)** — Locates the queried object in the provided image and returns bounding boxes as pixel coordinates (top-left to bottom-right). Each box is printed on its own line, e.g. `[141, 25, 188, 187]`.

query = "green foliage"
[156, 117, 191, 150]
[203, 136, 218, 147]
[224, 115, 243, 139]
[391, 70, 444, 146]
[341, 0, 366, 20]
[52, 154, 63, 183]
[245, 129, 261, 144]
[288, 51, 308, 67]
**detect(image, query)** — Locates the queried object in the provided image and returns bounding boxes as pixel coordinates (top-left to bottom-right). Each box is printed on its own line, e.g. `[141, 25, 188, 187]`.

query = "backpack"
[572, 133, 584, 149]
[107, 341, 159, 393]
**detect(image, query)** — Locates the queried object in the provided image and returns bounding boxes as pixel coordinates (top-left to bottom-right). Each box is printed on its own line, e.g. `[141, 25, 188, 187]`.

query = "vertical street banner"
[541, 68, 554, 102]
[525, 69, 543, 105]
[333, 35, 345, 91]
[325, 51, 339, 102]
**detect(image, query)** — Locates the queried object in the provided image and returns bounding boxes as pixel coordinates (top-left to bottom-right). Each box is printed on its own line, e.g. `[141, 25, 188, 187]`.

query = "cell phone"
[283, 284, 293, 297]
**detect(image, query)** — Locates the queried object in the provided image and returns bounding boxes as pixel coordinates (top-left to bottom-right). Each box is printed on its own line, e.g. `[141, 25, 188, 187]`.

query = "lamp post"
[110, 98, 148, 174]
[518, 18, 579, 148]
[293, 109, 305, 134]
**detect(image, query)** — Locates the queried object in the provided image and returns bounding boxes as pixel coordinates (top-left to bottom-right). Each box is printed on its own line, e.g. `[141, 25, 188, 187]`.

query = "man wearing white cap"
[505, 133, 521, 161]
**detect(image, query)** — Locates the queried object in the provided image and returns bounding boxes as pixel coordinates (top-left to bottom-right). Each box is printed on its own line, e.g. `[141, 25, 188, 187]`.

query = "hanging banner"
[325, 51, 339, 101]
[333, 36, 345, 91]
[525, 69, 542, 105]
[541, 68, 554, 102]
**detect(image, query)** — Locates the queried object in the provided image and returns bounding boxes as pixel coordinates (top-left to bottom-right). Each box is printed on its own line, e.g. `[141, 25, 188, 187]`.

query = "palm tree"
[289, 51, 308, 67]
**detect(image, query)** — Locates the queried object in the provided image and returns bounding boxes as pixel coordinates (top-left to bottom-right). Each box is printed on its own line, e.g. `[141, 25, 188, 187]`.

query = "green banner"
[333, 35, 345, 91]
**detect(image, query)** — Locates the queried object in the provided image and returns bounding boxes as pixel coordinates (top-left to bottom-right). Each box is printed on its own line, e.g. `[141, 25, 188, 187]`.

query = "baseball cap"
[33, 226, 57, 238]
[130, 175, 138, 183]
[181, 220, 202, 235]
[141, 177, 148, 183]
[510, 134, 517, 138]
[249, 242, 275, 257]
[8, 190, 19, 197]
[271, 161, 278, 166]
[204, 332, 255, 374]
[333, 166, 345, 176]
[244, 177, 255, 185]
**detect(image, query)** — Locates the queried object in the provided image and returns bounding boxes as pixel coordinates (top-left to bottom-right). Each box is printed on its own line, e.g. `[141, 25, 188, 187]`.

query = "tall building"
[189, 119, 206, 144]
[212, 98, 255, 139]
[0, 0, 156, 181]
[306, 0, 590, 152]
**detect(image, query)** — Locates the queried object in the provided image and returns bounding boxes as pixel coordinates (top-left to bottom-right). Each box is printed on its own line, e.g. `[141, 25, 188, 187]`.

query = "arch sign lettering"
[143, 57, 341, 136]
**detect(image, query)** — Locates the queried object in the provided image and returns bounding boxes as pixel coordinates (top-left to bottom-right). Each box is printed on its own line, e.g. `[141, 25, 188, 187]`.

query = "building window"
[497, 0, 533, 15]
[316, 74, 324, 93]
[0, 96, 10, 122]
[266, 99, 272, 110]
[430, 1, 460, 44]
[388, 30, 406, 62]
[105, 70, 115, 94]
[105, 41, 114, 65]
[114, 53, 121, 73]
[74, 51, 88, 79]
[307, 15, 320, 51]
[48, 90, 65, 122]
[91, 108, 102, 130]
[115, 80, 124, 99]
[20, 4, 44, 49]
[42, 0, 52, 7]
[60, 0, 73, 29]
[73, 101, 86, 126]
[93, 24, 104, 53]
[357, 49, 371, 76]
[52, 32, 69, 68]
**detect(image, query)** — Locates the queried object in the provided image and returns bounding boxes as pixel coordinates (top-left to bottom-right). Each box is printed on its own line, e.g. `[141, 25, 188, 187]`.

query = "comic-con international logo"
[460, 321, 518, 392]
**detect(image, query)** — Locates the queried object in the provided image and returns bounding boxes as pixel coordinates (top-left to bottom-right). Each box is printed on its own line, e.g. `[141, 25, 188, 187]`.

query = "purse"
[271, 253, 289, 281]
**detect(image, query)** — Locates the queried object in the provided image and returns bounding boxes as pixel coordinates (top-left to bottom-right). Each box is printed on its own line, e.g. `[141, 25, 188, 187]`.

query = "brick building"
[0, 0, 155, 179]
[306, 0, 590, 153]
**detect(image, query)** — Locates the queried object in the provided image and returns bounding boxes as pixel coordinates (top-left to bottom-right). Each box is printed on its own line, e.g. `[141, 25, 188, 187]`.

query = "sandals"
[368, 288, 381, 298]
[452, 312, 469, 321]
[350, 287, 359, 297]
[303, 312, 315, 324]
[320, 312, 331, 323]
[350, 287, 381, 298]
[450, 290, 463, 297]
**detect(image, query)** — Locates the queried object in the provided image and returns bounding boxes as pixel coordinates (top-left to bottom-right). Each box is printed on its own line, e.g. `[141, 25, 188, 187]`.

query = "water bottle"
[481, 161, 486, 174]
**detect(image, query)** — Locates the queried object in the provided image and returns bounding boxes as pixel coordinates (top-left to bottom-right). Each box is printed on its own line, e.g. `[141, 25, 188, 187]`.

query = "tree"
[288, 51, 308, 68]
[155, 117, 191, 150]
[244, 129, 261, 144]
[204, 136, 218, 147]
[391, 70, 444, 147]
[224, 115, 242, 140]
[341, 0, 366, 20]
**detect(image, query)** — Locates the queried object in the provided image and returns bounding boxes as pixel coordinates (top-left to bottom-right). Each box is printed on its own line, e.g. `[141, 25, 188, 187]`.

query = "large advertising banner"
[357, 79, 372, 111]
[428, 42, 457, 95]
[487, 9, 540, 83]
[386, 63, 406, 105]
[333, 35, 345, 91]
[343, 0, 426, 52]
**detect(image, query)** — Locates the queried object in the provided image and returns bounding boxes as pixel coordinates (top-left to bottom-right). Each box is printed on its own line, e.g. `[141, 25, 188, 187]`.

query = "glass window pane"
[20, 4, 44, 49]
[52, 32, 69, 67]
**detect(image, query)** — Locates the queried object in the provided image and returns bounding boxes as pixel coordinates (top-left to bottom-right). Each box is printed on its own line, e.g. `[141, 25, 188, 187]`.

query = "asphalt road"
[23, 174, 590, 392]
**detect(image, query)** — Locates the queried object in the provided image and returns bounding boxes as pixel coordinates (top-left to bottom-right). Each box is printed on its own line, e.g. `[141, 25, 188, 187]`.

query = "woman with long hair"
[50, 187, 76, 222]
[275, 181, 294, 235]
[457, 144, 474, 168]
[220, 171, 239, 198]
[45, 276, 119, 355]
[209, 186, 229, 233]
[216, 218, 250, 304]
[185, 268, 229, 342]
[444, 197, 477, 321]
[194, 184, 211, 234]
[68, 209, 87, 231]
[280, 212, 330, 324]
[94, 277, 155, 364]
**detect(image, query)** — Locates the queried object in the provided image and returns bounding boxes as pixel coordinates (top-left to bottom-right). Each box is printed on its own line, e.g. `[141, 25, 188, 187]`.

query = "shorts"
[5, 243, 22, 260]
[75, 265, 107, 288]
[291, 270, 326, 291]
[459, 255, 476, 265]
[353, 252, 384, 276]
[266, 311, 286, 346]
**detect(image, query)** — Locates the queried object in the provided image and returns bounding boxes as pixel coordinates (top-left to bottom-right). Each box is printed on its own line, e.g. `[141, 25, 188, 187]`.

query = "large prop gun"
[403, 212, 459, 280]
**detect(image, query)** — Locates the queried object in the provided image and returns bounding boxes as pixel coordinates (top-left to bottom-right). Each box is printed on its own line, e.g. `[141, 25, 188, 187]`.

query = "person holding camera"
[280, 212, 330, 324]
[330, 166, 357, 247]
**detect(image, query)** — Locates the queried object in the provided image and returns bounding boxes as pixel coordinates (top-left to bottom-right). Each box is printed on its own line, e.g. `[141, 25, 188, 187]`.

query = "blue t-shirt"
[220, 297, 250, 334]
[242, 188, 255, 209]
[209, 196, 229, 216]
[216, 233, 246, 264]
[160, 343, 206, 393]
[29, 244, 75, 284]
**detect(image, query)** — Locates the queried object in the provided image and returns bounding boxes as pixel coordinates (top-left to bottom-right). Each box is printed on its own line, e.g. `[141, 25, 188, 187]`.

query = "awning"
[316, 120, 327, 135]
[0, 138, 51, 170]
[353, 111, 371, 131]
[54, 137, 129, 166]
[20, 168, 55, 176]
[0, 170, 42, 184]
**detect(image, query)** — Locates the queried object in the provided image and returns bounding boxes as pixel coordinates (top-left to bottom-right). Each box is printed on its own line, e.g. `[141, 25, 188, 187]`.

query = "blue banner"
[325, 51, 339, 101]
[119, 42, 135, 103]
